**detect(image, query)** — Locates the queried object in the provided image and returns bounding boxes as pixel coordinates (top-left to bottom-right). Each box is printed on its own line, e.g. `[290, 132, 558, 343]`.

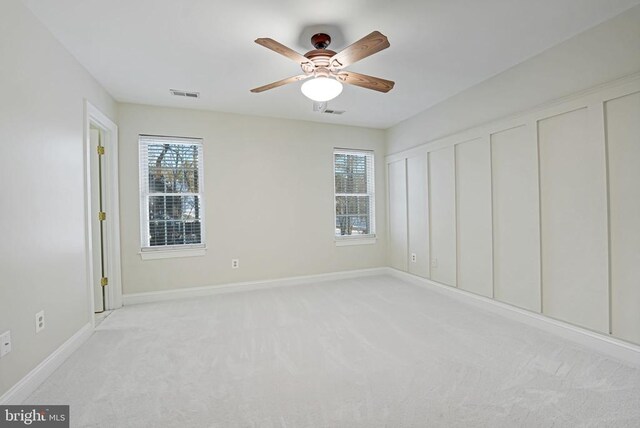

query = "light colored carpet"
[27, 275, 640, 427]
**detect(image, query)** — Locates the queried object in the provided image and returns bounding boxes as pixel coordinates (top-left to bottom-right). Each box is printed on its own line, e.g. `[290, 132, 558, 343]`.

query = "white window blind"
[139, 135, 205, 250]
[334, 149, 375, 238]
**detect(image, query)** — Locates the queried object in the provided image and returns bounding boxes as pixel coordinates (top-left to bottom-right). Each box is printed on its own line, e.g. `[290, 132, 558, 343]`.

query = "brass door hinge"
[97, 145, 105, 155]
[98, 211, 106, 221]
[100, 277, 108, 287]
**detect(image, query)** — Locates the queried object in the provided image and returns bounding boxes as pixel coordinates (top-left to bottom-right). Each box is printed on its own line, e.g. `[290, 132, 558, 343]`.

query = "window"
[334, 149, 375, 241]
[139, 135, 205, 255]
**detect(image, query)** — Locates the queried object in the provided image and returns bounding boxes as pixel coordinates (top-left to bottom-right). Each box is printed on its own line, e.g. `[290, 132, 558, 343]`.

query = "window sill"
[139, 247, 206, 260]
[335, 237, 377, 247]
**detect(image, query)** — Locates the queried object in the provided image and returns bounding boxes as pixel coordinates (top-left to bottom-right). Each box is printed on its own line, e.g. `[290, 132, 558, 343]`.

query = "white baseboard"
[123, 267, 389, 306]
[0, 323, 93, 405]
[3, 267, 636, 407]
[387, 268, 640, 367]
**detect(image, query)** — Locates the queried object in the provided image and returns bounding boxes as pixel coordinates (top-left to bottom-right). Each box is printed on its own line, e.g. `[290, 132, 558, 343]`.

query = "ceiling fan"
[250, 31, 395, 102]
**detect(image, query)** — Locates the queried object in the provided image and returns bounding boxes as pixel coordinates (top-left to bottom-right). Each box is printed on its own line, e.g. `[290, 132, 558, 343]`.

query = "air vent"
[312, 102, 345, 115]
[170, 89, 200, 98]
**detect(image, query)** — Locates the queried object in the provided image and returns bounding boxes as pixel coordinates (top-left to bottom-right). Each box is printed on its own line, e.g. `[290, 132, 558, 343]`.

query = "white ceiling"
[23, 0, 640, 129]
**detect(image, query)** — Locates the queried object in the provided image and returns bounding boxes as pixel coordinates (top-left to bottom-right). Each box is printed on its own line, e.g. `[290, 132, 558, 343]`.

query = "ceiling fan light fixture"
[301, 77, 343, 102]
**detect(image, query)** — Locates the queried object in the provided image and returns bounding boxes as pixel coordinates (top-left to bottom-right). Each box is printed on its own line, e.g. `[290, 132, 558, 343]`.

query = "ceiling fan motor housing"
[311, 33, 331, 49]
[303, 33, 338, 71]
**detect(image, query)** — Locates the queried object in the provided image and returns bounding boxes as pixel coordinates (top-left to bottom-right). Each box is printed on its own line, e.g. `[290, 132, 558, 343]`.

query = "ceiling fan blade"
[250, 75, 310, 93]
[329, 31, 390, 69]
[339, 71, 395, 93]
[255, 38, 311, 65]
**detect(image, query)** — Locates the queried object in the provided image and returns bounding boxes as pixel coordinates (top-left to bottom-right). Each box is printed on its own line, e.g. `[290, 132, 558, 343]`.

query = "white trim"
[138, 135, 206, 251]
[123, 266, 640, 366]
[123, 267, 388, 305]
[3, 267, 636, 406]
[138, 134, 204, 145]
[334, 147, 375, 155]
[333, 149, 376, 238]
[335, 237, 377, 246]
[0, 323, 93, 405]
[84, 101, 123, 314]
[387, 268, 640, 367]
[403, 158, 410, 272]
[589, 100, 612, 334]
[139, 247, 207, 260]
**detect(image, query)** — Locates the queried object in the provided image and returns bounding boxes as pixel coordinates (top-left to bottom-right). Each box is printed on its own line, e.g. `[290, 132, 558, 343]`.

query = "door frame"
[84, 100, 122, 322]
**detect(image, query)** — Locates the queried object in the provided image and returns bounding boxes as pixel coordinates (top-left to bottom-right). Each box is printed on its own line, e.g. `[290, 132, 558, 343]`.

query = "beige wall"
[385, 75, 640, 344]
[385, 5, 640, 345]
[386, 5, 640, 155]
[387, 159, 407, 272]
[117, 104, 386, 295]
[455, 138, 492, 298]
[0, 0, 117, 398]
[490, 126, 541, 312]
[427, 147, 456, 287]
[406, 155, 429, 278]
[606, 92, 640, 344]
[538, 108, 609, 333]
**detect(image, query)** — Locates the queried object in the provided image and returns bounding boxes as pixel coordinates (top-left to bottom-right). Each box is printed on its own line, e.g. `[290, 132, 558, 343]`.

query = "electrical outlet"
[411, 253, 417, 263]
[431, 258, 438, 268]
[0, 331, 11, 358]
[231, 259, 239, 269]
[35, 310, 45, 333]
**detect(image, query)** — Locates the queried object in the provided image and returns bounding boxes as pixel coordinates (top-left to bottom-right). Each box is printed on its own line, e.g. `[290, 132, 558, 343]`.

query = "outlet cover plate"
[36, 310, 45, 333]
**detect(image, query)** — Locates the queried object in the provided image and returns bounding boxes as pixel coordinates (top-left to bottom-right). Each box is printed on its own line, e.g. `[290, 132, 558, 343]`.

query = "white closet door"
[456, 138, 493, 297]
[388, 159, 408, 271]
[491, 126, 541, 312]
[429, 147, 456, 286]
[407, 154, 429, 278]
[606, 92, 640, 345]
[538, 108, 609, 333]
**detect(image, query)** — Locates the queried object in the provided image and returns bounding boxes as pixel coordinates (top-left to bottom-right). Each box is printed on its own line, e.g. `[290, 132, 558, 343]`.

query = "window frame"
[333, 148, 376, 245]
[138, 135, 206, 259]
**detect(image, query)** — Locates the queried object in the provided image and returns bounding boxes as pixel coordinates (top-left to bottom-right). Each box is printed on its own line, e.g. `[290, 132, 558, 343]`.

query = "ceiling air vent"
[312, 102, 345, 115]
[170, 89, 200, 98]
